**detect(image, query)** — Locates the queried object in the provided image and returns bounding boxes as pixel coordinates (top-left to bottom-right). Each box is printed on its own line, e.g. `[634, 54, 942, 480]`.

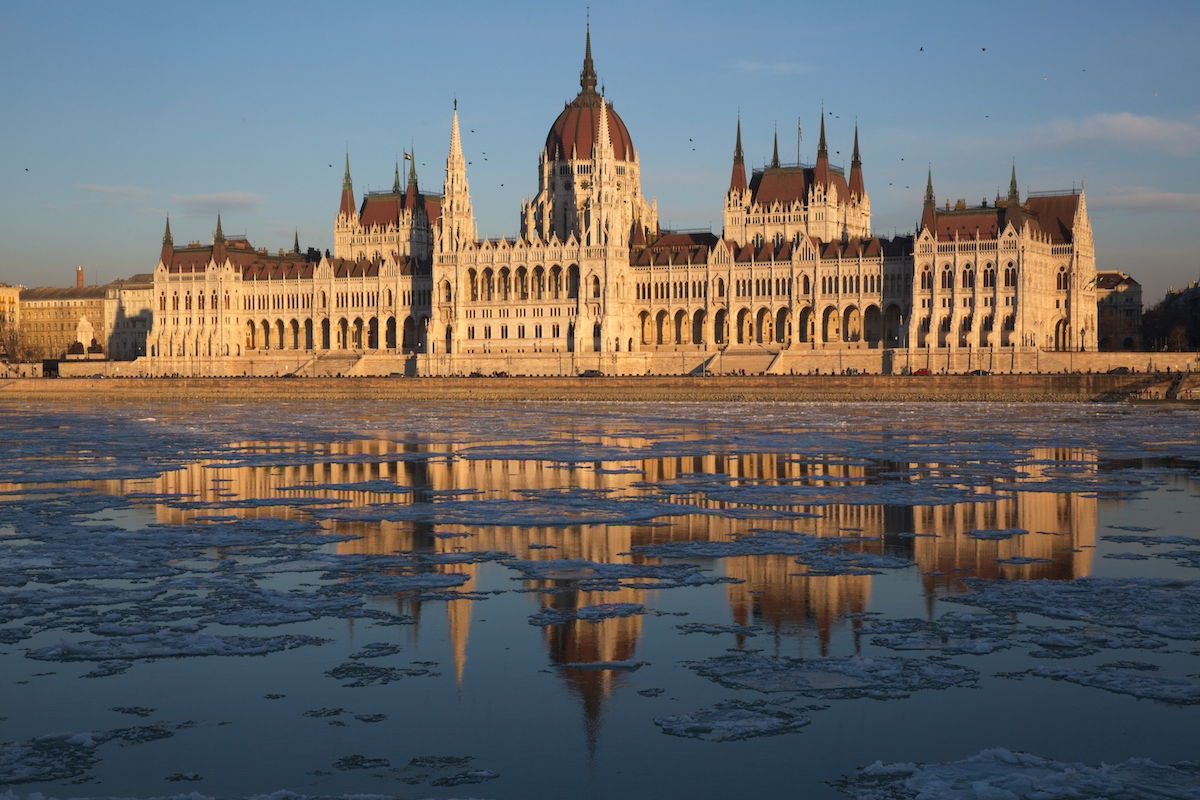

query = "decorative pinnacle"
[293, 230, 300, 254]
[924, 167, 935, 207]
[214, 212, 224, 243]
[734, 118, 744, 164]
[393, 161, 401, 193]
[1008, 162, 1020, 203]
[580, 18, 597, 94]
[162, 216, 172, 247]
[851, 124, 861, 166]
[771, 126, 780, 168]
[408, 148, 418, 189]
[817, 109, 828, 159]
[342, 152, 352, 190]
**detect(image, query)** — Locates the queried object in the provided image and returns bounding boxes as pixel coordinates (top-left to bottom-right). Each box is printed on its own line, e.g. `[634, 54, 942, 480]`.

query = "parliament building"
[142, 27, 1100, 377]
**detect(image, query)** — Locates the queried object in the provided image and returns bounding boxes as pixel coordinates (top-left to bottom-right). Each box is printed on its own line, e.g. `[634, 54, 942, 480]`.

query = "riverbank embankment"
[2, 373, 1195, 404]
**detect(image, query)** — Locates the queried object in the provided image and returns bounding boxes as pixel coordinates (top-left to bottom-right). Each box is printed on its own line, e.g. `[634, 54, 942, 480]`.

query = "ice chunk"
[27, 631, 329, 662]
[688, 651, 977, 699]
[654, 699, 812, 741]
[529, 603, 646, 626]
[945, 578, 1200, 640]
[833, 747, 1200, 799]
[1010, 664, 1200, 705]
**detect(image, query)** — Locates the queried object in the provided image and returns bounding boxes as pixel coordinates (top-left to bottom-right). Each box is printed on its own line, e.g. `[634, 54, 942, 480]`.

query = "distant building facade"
[1096, 271, 1142, 351]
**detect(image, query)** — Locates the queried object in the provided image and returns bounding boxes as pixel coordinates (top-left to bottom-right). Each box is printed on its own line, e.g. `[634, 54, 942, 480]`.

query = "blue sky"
[2, 0, 1197, 302]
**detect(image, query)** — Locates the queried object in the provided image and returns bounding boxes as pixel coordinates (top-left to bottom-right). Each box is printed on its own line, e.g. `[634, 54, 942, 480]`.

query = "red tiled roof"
[748, 165, 851, 207]
[357, 191, 442, 229]
[1025, 194, 1078, 244]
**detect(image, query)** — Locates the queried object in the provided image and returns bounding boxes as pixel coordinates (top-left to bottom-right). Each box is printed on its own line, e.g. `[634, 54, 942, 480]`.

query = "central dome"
[545, 97, 634, 162]
[543, 24, 634, 163]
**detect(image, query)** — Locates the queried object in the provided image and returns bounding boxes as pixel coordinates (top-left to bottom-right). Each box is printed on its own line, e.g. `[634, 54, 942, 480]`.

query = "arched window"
[591, 275, 601, 299]
[962, 266, 974, 289]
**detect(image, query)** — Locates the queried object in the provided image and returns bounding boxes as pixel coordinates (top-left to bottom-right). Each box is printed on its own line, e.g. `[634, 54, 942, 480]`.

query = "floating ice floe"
[325, 661, 437, 687]
[833, 747, 1200, 800]
[687, 651, 978, 699]
[27, 631, 328, 663]
[654, 699, 814, 741]
[0, 732, 98, 784]
[528, 603, 647, 626]
[555, 660, 646, 670]
[503, 557, 729, 590]
[1005, 663, 1200, 705]
[676, 622, 763, 637]
[1022, 625, 1167, 659]
[864, 612, 1014, 655]
[944, 577, 1200, 640]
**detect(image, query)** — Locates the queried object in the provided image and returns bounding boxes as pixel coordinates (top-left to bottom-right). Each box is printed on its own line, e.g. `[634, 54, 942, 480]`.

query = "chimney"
[76, 266, 84, 288]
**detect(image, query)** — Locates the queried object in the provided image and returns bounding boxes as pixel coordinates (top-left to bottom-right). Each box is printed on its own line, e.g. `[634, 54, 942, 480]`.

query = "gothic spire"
[817, 110, 828, 160]
[293, 230, 300, 254]
[393, 161, 402, 194]
[729, 118, 747, 192]
[771, 127, 780, 169]
[848, 124, 864, 199]
[162, 216, 173, 247]
[214, 212, 224, 243]
[580, 19, 597, 95]
[407, 149, 418, 190]
[339, 152, 356, 218]
[160, 216, 174, 264]
[920, 168, 937, 232]
[1007, 162, 1020, 204]
[814, 110, 831, 187]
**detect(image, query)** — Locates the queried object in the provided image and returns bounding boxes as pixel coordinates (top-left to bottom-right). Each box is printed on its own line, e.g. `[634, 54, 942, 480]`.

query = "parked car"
[579, 369, 604, 378]
[1107, 366, 1131, 374]
[912, 368, 931, 376]
[967, 369, 991, 375]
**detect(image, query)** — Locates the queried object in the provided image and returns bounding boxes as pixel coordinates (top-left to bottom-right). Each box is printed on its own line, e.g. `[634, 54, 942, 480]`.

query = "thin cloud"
[80, 183, 153, 197]
[733, 60, 815, 76]
[170, 192, 264, 214]
[1044, 112, 1200, 156]
[1090, 186, 1200, 213]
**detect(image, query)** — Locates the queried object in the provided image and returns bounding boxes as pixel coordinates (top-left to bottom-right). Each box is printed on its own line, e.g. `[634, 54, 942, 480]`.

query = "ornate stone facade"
[139, 26, 1099, 377]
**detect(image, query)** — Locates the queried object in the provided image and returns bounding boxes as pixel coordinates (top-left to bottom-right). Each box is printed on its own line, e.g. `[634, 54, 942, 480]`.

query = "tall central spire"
[580, 19, 597, 95]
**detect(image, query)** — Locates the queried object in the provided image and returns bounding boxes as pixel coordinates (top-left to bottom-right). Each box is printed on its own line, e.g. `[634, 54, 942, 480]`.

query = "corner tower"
[521, 23, 657, 246]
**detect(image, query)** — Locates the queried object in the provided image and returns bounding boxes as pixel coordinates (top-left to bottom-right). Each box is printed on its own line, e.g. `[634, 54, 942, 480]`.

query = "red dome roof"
[545, 96, 634, 162]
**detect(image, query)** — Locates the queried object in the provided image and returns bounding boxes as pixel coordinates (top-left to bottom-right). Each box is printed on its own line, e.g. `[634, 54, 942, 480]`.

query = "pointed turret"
[293, 230, 301, 254]
[920, 169, 936, 232]
[814, 112, 831, 187]
[339, 153, 356, 217]
[1004, 163, 1025, 230]
[441, 101, 475, 249]
[771, 127, 780, 169]
[407, 151, 418, 190]
[580, 19, 598, 96]
[848, 125, 864, 199]
[393, 161, 402, 194]
[212, 213, 227, 264]
[160, 216, 174, 264]
[729, 119, 747, 193]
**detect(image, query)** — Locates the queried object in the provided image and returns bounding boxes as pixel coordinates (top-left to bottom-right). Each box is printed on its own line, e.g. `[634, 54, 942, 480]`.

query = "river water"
[1, 400, 1198, 798]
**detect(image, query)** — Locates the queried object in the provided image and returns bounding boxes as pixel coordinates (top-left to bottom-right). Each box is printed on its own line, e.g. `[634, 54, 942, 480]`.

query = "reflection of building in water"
[51, 438, 1096, 737]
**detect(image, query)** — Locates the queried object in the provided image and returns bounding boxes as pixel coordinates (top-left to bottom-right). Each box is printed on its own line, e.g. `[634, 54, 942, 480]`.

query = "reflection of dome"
[543, 24, 634, 162]
[545, 99, 633, 162]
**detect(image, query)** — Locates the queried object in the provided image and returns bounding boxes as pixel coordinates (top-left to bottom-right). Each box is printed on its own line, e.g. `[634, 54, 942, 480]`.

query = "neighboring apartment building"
[1096, 271, 1142, 351]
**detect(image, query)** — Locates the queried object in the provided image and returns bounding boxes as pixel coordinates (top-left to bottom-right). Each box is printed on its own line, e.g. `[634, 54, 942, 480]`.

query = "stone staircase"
[298, 353, 362, 377]
[713, 346, 779, 375]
